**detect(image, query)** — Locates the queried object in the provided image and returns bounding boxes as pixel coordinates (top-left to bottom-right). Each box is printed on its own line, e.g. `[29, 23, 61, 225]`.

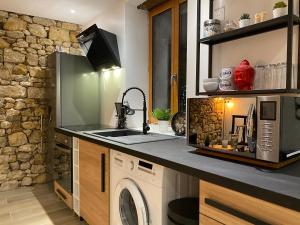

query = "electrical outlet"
[214, 6, 225, 21]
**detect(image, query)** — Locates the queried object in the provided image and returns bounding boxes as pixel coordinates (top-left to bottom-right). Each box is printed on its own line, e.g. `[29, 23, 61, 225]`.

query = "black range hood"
[76, 24, 121, 71]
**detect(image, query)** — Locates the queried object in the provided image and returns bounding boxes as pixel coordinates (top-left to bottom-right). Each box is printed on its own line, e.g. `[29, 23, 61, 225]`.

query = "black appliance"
[76, 24, 121, 70]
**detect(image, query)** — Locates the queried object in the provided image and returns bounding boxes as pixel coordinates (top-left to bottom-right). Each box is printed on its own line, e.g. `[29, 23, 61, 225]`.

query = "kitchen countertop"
[56, 127, 300, 212]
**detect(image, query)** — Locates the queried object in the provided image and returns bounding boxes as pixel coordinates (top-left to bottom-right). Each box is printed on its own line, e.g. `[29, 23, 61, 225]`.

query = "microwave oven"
[188, 96, 300, 164]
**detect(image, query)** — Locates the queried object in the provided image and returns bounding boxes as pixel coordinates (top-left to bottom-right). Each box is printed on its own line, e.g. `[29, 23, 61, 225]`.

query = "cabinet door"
[79, 140, 109, 225]
[200, 180, 300, 225]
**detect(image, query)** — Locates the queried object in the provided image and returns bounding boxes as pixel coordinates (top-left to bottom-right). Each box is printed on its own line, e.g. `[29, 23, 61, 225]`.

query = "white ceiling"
[0, 0, 131, 25]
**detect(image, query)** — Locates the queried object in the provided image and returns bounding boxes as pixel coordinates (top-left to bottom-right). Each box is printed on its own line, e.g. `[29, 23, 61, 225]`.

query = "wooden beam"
[137, 0, 168, 10]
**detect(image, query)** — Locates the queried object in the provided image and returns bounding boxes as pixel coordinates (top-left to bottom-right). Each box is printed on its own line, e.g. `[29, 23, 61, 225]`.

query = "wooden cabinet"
[79, 139, 110, 225]
[199, 180, 300, 225]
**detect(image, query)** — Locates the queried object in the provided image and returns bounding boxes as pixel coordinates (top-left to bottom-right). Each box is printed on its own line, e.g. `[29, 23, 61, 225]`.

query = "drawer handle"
[56, 189, 67, 200]
[101, 153, 106, 193]
[205, 198, 271, 225]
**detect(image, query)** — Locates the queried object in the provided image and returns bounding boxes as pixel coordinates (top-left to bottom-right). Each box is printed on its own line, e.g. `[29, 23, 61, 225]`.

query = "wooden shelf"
[197, 89, 300, 96]
[199, 15, 300, 45]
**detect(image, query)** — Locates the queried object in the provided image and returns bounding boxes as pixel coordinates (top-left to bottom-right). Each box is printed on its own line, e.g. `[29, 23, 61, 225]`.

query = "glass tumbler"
[264, 64, 272, 89]
[254, 65, 265, 90]
[269, 64, 276, 89]
[277, 63, 287, 89]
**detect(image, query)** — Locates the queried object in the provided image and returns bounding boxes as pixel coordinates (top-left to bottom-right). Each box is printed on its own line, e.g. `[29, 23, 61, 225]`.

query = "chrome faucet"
[121, 87, 150, 134]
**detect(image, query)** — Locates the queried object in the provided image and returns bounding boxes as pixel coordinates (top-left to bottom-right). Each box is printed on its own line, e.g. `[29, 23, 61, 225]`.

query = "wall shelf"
[197, 89, 300, 97]
[199, 15, 300, 45]
[195, 0, 300, 96]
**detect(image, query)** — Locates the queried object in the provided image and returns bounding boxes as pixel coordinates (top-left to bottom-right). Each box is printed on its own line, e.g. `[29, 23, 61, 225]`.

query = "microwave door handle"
[204, 198, 271, 225]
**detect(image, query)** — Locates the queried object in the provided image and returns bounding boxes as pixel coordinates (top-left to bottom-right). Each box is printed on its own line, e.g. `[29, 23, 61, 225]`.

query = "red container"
[234, 60, 255, 91]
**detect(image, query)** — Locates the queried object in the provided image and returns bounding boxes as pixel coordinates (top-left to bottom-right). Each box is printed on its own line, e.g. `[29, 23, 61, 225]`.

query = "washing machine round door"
[114, 178, 149, 225]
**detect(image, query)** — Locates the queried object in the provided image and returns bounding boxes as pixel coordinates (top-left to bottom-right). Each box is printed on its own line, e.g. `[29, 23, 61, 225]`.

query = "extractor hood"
[76, 24, 121, 71]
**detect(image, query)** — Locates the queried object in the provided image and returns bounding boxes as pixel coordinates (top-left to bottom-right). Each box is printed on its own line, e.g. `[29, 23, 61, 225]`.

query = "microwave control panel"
[257, 96, 281, 163]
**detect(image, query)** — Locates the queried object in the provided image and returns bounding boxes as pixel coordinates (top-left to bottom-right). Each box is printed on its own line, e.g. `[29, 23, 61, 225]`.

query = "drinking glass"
[264, 64, 272, 89]
[254, 65, 265, 90]
[269, 64, 276, 89]
[277, 62, 287, 89]
[274, 63, 281, 89]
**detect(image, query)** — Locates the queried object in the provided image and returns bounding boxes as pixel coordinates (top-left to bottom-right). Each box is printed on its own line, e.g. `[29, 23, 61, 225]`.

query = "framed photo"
[231, 115, 247, 144]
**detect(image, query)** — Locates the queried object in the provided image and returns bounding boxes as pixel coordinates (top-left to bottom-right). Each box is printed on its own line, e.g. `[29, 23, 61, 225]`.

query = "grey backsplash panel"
[60, 53, 100, 126]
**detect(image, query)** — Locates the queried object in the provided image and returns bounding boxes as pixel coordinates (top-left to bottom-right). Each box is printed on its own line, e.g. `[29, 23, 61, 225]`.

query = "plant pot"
[239, 19, 251, 28]
[158, 120, 169, 133]
[273, 7, 287, 18]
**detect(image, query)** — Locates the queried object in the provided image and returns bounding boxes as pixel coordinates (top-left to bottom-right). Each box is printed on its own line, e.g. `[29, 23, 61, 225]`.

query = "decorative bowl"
[203, 82, 219, 92]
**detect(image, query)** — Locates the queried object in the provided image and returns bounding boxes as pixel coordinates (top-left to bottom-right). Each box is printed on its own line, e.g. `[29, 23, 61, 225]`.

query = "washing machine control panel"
[111, 150, 165, 186]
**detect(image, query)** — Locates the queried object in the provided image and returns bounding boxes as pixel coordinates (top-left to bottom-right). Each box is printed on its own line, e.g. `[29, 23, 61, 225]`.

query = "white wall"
[84, 1, 148, 128]
[186, 0, 199, 98]
[124, 2, 149, 127]
[186, 0, 298, 96]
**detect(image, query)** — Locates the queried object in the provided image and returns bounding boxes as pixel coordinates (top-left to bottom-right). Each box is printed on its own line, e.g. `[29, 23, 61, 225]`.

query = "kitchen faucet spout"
[121, 87, 150, 134]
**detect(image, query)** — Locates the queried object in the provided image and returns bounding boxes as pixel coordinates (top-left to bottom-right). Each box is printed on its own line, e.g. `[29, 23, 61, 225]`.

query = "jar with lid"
[203, 19, 221, 37]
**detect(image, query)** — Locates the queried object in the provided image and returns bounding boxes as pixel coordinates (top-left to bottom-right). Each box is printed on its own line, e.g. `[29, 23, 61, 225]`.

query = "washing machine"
[110, 150, 198, 225]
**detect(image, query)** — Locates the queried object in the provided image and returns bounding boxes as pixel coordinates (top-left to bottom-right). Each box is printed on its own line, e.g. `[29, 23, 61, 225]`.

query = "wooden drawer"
[200, 213, 223, 225]
[54, 180, 73, 209]
[200, 180, 300, 225]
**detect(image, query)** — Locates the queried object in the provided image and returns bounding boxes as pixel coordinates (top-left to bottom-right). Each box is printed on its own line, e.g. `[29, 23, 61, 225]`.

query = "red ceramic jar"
[234, 60, 255, 91]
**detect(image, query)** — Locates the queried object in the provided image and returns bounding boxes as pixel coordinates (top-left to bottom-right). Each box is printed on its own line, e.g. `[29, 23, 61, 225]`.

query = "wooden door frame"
[149, 0, 184, 123]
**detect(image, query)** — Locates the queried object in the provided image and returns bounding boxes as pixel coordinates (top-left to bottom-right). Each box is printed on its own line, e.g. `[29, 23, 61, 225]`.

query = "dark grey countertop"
[56, 127, 300, 212]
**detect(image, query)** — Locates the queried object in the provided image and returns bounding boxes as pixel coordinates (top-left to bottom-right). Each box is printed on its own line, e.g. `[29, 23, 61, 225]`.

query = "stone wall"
[189, 98, 224, 146]
[0, 10, 82, 191]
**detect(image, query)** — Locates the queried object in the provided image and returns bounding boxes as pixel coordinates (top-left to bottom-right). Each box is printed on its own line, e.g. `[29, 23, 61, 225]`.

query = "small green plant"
[273, 1, 287, 9]
[152, 108, 171, 121]
[240, 13, 250, 20]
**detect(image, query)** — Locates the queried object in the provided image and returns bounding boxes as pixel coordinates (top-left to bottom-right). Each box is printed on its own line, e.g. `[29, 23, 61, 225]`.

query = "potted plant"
[239, 13, 251, 28]
[273, 1, 287, 18]
[153, 108, 171, 132]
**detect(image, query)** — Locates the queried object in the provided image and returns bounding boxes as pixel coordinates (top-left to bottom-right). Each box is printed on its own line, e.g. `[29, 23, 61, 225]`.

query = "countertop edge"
[55, 127, 300, 212]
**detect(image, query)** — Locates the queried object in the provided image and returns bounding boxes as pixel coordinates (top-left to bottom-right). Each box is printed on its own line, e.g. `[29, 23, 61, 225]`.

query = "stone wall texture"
[189, 98, 224, 146]
[0, 10, 82, 191]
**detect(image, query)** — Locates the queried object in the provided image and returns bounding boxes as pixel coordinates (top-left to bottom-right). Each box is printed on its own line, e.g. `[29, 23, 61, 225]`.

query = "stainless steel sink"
[84, 129, 179, 145]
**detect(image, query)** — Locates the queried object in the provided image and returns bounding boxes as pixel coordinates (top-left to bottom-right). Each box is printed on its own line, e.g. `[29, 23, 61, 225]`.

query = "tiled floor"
[0, 184, 87, 225]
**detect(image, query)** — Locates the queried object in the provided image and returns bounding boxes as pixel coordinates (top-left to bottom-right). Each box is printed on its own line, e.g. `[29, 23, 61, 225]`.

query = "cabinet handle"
[101, 153, 106, 193]
[205, 198, 271, 225]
